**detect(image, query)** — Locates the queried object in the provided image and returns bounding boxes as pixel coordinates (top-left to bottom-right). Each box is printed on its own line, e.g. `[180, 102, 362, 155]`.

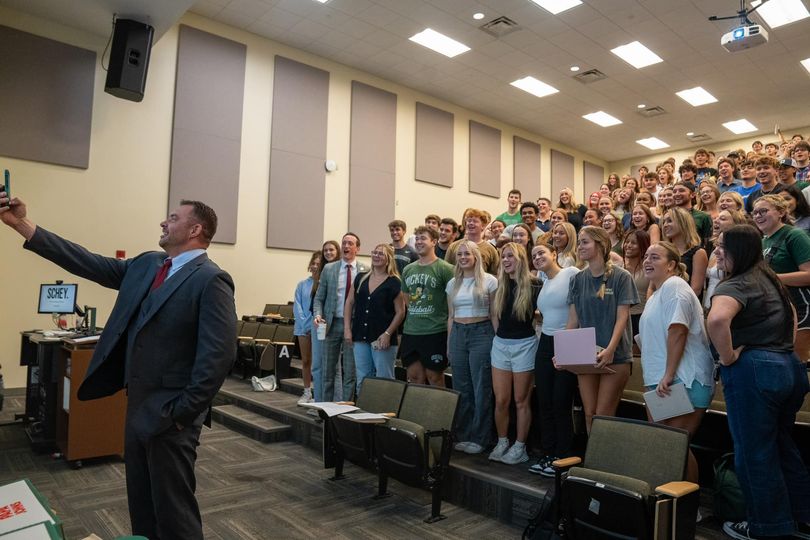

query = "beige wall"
[0, 7, 608, 388]
[608, 126, 810, 175]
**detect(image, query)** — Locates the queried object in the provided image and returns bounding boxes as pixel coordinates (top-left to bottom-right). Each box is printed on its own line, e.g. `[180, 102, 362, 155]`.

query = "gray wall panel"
[469, 121, 501, 198]
[170, 25, 246, 245]
[513, 136, 541, 200]
[349, 82, 397, 252]
[550, 149, 575, 201]
[584, 161, 605, 199]
[0, 25, 95, 169]
[267, 56, 329, 250]
[415, 102, 453, 187]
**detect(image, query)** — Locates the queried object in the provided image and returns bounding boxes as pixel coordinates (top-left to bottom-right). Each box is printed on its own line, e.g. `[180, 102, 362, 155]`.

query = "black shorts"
[400, 332, 448, 372]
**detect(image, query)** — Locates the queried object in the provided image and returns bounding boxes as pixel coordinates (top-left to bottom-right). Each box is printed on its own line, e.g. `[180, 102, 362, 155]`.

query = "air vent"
[637, 106, 667, 118]
[573, 69, 607, 84]
[687, 133, 712, 142]
[480, 16, 521, 37]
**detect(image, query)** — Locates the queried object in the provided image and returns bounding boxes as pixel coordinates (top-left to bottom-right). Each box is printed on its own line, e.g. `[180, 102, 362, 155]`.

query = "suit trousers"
[125, 420, 203, 540]
[322, 318, 356, 401]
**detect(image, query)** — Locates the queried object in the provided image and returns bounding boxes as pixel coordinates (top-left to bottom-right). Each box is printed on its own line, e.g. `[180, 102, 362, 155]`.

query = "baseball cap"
[779, 158, 798, 168]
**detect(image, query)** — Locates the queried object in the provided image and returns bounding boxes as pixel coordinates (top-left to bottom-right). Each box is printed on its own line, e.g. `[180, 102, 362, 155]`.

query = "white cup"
[316, 321, 327, 340]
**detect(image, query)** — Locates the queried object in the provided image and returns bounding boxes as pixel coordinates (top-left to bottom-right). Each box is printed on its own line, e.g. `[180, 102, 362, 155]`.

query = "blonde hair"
[557, 188, 580, 213]
[449, 240, 488, 308]
[579, 226, 614, 300]
[664, 207, 700, 250]
[358, 244, 399, 289]
[696, 182, 721, 212]
[553, 222, 581, 269]
[653, 241, 689, 282]
[755, 194, 791, 224]
[495, 242, 536, 322]
[717, 191, 744, 212]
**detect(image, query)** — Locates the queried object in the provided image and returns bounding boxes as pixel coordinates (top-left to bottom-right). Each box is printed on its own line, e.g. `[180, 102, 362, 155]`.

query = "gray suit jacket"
[24, 227, 237, 436]
[313, 259, 367, 326]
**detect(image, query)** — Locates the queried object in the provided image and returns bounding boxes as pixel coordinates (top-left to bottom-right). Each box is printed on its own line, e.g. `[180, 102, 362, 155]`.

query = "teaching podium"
[55, 340, 127, 468]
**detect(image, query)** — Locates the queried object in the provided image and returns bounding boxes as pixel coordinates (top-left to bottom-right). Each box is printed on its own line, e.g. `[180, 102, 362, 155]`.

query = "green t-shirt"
[401, 259, 454, 335]
[495, 210, 522, 226]
[763, 224, 810, 274]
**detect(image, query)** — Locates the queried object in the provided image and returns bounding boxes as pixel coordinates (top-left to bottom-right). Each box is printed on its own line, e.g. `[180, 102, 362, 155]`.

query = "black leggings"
[535, 332, 578, 457]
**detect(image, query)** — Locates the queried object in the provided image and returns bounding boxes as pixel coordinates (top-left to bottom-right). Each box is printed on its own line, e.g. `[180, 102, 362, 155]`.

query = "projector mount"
[708, 0, 772, 25]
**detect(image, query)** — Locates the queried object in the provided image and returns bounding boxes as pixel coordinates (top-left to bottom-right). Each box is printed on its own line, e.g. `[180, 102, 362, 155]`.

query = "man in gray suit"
[0, 193, 236, 540]
[313, 232, 367, 401]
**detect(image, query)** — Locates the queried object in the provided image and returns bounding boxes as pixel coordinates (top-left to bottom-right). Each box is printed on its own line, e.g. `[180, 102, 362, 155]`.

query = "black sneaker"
[795, 522, 810, 540]
[528, 455, 551, 475]
[723, 521, 765, 540]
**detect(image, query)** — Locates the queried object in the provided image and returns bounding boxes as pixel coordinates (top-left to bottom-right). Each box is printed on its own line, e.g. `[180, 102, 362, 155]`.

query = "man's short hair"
[440, 217, 458, 232]
[752, 140, 763, 146]
[740, 158, 756, 168]
[754, 156, 780, 169]
[465, 208, 490, 225]
[793, 134, 805, 141]
[677, 163, 697, 175]
[508, 189, 522, 198]
[520, 201, 539, 214]
[424, 214, 441, 224]
[694, 148, 708, 157]
[388, 219, 406, 230]
[180, 200, 217, 242]
[793, 140, 810, 152]
[765, 142, 779, 149]
[413, 225, 438, 241]
[536, 197, 551, 205]
[717, 157, 737, 171]
[343, 232, 361, 247]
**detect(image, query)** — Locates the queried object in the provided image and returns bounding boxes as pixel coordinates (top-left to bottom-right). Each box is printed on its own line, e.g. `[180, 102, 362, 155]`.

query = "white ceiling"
[188, 0, 810, 162]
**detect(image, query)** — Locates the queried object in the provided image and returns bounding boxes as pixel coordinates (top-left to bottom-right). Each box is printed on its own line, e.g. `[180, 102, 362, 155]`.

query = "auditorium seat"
[235, 321, 260, 378]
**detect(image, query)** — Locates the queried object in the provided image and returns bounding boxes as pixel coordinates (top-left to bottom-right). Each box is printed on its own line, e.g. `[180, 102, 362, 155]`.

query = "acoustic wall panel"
[267, 56, 329, 250]
[469, 121, 501, 198]
[415, 102, 453, 187]
[513, 136, 541, 199]
[169, 25, 246, 244]
[349, 81, 397, 251]
[584, 161, 605, 198]
[0, 25, 95, 169]
[550, 149, 575, 200]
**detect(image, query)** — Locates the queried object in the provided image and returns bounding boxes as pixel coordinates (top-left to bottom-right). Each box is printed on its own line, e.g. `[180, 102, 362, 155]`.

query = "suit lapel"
[138, 253, 207, 329]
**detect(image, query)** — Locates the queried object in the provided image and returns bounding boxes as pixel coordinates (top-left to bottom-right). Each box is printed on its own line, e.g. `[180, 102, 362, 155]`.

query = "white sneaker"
[463, 442, 484, 454]
[488, 439, 510, 462]
[501, 444, 529, 465]
[454, 442, 470, 452]
[297, 387, 313, 405]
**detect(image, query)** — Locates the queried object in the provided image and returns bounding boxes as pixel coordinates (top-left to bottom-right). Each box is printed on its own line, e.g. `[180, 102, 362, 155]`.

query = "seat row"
[235, 320, 295, 378]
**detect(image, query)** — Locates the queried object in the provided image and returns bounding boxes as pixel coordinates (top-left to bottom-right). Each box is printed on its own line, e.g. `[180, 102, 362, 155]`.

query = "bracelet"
[384, 330, 391, 336]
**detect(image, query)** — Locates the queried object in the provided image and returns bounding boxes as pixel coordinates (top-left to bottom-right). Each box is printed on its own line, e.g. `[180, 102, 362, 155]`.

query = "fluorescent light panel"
[529, 0, 582, 15]
[636, 137, 669, 150]
[313, 0, 329, 3]
[409, 28, 470, 58]
[510, 76, 559, 98]
[751, 0, 809, 28]
[611, 41, 663, 69]
[675, 86, 718, 107]
[583, 111, 622, 127]
[801, 57, 810, 74]
[723, 119, 757, 134]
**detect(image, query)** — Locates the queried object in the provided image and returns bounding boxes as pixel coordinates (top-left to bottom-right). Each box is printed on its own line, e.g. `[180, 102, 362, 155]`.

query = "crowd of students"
[292, 136, 810, 540]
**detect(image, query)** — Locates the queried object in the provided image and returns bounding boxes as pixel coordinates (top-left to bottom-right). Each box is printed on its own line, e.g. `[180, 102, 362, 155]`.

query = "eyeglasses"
[751, 208, 771, 217]
[371, 251, 386, 257]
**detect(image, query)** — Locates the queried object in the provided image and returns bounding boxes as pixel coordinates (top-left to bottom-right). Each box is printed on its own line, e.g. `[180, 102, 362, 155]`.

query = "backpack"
[713, 453, 747, 522]
[523, 490, 562, 540]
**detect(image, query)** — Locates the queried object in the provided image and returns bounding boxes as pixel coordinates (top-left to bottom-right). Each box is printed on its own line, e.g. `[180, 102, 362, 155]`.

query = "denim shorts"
[491, 335, 538, 373]
[645, 377, 714, 409]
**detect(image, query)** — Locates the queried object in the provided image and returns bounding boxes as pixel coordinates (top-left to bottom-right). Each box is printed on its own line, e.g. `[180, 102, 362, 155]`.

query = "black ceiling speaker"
[104, 19, 154, 102]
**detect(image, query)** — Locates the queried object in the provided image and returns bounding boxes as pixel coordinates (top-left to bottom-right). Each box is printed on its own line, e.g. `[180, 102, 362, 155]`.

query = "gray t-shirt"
[567, 265, 639, 363]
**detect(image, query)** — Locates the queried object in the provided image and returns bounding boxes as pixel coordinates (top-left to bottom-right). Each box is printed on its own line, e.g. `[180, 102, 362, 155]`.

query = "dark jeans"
[721, 348, 810, 537]
[535, 332, 577, 458]
[448, 320, 495, 446]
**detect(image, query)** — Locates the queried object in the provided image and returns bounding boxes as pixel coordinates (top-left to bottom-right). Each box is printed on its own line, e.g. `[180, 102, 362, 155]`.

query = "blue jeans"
[311, 320, 323, 402]
[449, 320, 495, 446]
[353, 341, 397, 394]
[322, 318, 355, 402]
[721, 348, 810, 536]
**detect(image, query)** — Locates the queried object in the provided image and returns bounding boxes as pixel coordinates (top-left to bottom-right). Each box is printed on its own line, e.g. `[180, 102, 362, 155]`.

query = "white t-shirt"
[446, 274, 498, 318]
[537, 266, 580, 336]
[638, 275, 714, 389]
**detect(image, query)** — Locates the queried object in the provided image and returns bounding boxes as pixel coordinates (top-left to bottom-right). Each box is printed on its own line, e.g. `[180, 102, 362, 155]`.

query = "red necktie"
[345, 264, 352, 300]
[151, 258, 172, 291]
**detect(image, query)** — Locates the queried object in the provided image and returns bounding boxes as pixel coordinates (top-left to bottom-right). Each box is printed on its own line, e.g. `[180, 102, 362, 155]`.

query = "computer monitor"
[38, 283, 78, 315]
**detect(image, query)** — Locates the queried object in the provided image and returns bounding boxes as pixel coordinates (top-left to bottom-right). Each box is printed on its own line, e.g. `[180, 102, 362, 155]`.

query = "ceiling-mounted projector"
[721, 24, 769, 52]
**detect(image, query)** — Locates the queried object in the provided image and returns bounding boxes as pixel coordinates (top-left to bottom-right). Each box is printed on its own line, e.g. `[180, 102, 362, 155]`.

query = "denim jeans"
[721, 348, 810, 536]
[535, 333, 577, 458]
[449, 320, 495, 446]
[322, 318, 355, 402]
[311, 320, 323, 401]
[353, 341, 397, 394]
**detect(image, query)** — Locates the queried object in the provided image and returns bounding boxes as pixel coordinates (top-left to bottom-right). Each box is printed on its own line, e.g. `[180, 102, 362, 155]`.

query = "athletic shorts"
[400, 332, 449, 372]
[491, 335, 538, 373]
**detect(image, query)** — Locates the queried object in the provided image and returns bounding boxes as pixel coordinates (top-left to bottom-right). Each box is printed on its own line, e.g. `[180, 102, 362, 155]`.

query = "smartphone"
[1, 169, 8, 208]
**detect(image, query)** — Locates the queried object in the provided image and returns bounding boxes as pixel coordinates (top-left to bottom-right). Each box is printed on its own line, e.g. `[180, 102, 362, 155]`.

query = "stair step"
[212, 404, 292, 443]
[279, 377, 306, 396]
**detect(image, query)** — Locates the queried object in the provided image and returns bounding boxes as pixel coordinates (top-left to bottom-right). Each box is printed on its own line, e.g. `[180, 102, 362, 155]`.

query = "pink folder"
[553, 327, 615, 374]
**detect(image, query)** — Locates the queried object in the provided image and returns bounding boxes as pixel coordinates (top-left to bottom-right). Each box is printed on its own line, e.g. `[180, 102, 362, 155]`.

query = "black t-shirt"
[435, 244, 448, 260]
[713, 266, 793, 351]
[351, 274, 402, 344]
[393, 245, 418, 275]
[496, 279, 542, 339]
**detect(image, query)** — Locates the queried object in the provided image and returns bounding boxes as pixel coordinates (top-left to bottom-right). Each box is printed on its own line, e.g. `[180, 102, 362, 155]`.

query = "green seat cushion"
[568, 466, 653, 498]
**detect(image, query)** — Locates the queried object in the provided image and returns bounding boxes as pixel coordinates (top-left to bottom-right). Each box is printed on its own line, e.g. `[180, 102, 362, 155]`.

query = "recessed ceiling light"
[312, 0, 329, 3]
[570, 65, 580, 72]
[636, 137, 669, 150]
[723, 119, 757, 134]
[473, 12, 485, 20]
[637, 103, 646, 109]
[409, 28, 470, 58]
[510, 76, 559, 98]
[675, 86, 718, 107]
[529, 0, 583, 15]
[611, 41, 663, 69]
[801, 58, 810, 74]
[751, 0, 809, 28]
[686, 132, 695, 136]
[583, 111, 622, 127]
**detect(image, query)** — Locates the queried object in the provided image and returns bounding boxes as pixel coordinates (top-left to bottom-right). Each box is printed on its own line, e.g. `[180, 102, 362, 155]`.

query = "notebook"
[643, 383, 694, 422]
[553, 327, 615, 374]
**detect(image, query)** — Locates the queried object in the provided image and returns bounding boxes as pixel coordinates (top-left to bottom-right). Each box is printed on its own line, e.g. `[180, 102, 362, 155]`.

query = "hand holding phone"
[0, 169, 9, 208]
